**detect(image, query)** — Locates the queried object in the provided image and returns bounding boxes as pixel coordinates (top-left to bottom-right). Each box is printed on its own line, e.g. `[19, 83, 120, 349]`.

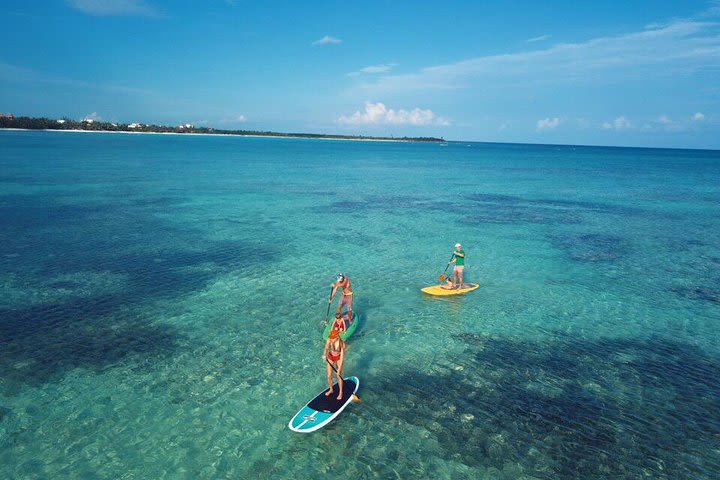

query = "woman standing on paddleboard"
[323, 328, 345, 400]
[329, 273, 353, 322]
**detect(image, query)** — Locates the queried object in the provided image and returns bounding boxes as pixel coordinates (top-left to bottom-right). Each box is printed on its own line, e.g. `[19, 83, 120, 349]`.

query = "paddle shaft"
[324, 286, 333, 323]
[440, 253, 456, 280]
[326, 358, 339, 374]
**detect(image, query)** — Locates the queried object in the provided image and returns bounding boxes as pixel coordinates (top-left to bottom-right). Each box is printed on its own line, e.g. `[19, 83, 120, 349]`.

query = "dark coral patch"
[549, 233, 627, 262]
[366, 335, 720, 479]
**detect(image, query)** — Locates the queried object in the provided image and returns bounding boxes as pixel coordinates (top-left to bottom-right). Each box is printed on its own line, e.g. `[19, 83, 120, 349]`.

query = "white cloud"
[527, 35, 551, 43]
[701, 1, 720, 18]
[312, 35, 342, 46]
[693, 112, 706, 121]
[359, 20, 720, 94]
[348, 63, 396, 77]
[615, 116, 631, 129]
[83, 112, 101, 121]
[658, 114, 672, 124]
[359, 64, 395, 74]
[536, 117, 560, 131]
[337, 102, 449, 126]
[66, 0, 158, 16]
[603, 116, 631, 130]
[216, 115, 247, 125]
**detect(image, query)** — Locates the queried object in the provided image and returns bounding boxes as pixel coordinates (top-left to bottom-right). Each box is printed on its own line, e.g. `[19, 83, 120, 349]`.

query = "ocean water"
[1, 130, 719, 479]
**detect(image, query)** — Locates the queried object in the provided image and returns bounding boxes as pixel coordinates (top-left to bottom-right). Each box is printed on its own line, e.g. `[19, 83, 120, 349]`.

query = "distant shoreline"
[0, 127, 427, 143]
[0, 116, 446, 144]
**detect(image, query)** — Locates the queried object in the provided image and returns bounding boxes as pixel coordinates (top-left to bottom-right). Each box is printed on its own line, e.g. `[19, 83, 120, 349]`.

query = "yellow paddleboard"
[421, 283, 480, 296]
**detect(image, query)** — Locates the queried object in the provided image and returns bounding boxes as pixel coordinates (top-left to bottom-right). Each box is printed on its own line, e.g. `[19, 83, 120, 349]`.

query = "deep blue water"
[1, 130, 719, 479]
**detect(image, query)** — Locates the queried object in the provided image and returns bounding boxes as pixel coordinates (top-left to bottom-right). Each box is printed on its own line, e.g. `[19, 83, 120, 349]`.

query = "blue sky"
[1, 0, 720, 148]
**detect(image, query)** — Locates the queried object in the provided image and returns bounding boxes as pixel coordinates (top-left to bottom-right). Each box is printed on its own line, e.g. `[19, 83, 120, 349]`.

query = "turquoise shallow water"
[1, 130, 719, 479]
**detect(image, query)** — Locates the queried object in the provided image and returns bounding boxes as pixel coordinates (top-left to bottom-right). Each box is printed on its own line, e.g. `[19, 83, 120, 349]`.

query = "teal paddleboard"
[288, 377, 360, 433]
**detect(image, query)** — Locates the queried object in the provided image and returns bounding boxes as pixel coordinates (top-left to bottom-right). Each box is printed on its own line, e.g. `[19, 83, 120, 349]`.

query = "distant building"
[82, 118, 94, 124]
[128, 123, 141, 129]
[57, 119, 66, 124]
[0, 113, 14, 119]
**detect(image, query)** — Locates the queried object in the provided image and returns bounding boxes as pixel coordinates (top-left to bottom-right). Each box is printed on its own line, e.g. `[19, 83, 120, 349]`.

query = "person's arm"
[329, 283, 338, 303]
[322, 338, 330, 360]
[455, 250, 464, 258]
[339, 342, 345, 362]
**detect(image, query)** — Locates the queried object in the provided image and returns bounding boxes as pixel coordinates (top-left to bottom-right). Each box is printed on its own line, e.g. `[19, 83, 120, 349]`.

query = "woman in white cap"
[449, 243, 465, 288]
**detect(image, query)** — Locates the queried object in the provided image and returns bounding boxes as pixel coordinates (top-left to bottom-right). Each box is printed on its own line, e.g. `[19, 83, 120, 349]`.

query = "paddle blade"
[439, 274, 446, 282]
[351, 394, 362, 403]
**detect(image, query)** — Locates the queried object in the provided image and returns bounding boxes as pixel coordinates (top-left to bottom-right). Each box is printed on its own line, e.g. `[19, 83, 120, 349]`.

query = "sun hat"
[455, 243, 462, 248]
[335, 273, 344, 280]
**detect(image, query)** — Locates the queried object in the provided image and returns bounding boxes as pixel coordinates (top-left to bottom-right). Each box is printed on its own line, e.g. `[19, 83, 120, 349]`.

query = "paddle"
[438, 253, 455, 282]
[326, 358, 361, 403]
[322, 286, 333, 326]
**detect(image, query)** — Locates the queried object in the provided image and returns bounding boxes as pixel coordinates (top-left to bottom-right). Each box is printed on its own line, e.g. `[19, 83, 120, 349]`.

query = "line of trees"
[0, 115, 446, 143]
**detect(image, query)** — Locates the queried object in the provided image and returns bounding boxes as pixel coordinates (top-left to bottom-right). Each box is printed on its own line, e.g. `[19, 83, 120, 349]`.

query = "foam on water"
[1, 131, 719, 479]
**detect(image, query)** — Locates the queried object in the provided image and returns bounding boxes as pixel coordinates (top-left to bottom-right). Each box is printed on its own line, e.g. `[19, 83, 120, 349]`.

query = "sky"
[1, 0, 720, 148]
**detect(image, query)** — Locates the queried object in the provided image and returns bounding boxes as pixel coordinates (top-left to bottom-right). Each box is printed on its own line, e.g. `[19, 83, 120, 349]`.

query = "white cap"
[455, 243, 462, 248]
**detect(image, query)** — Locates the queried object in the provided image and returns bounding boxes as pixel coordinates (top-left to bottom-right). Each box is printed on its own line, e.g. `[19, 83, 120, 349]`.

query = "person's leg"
[458, 266, 464, 288]
[325, 363, 334, 396]
[452, 268, 459, 288]
[346, 295, 353, 323]
[336, 360, 344, 400]
[337, 295, 346, 318]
